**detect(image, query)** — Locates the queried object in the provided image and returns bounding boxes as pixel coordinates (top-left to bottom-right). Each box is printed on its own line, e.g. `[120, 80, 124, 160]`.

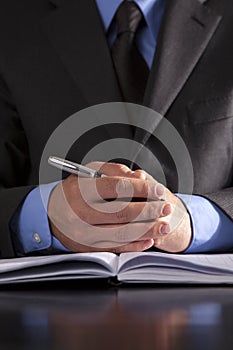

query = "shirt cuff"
[176, 194, 233, 253]
[10, 182, 70, 255]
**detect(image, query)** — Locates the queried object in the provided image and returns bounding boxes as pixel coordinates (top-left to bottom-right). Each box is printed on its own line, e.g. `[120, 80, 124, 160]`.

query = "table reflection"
[0, 286, 232, 350]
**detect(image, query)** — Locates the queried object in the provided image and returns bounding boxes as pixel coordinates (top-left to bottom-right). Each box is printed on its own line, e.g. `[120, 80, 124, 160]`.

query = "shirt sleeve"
[10, 182, 70, 255]
[177, 194, 233, 253]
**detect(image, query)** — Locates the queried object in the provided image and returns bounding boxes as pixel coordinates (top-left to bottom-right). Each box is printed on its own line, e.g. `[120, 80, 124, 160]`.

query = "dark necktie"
[111, 1, 149, 104]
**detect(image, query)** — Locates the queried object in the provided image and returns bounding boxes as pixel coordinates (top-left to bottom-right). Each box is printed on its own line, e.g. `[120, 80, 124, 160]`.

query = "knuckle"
[85, 161, 103, 170]
[116, 178, 131, 196]
[141, 180, 149, 197]
[150, 203, 163, 218]
[117, 163, 129, 172]
[145, 204, 154, 219]
[148, 223, 157, 236]
[135, 169, 147, 178]
[153, 238, 161, 247]
[137, 203, 148, 221]
[115, 208, 129, 222]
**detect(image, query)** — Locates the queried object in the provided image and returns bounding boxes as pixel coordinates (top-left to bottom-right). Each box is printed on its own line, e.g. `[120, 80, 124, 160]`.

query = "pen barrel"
[48, 156, 105, 178]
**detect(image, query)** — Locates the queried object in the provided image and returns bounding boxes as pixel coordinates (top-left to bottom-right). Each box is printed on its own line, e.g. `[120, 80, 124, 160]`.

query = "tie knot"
[115, 1, 143, 35]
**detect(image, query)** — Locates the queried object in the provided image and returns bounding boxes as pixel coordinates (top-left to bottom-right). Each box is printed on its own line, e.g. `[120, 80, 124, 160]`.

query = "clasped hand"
[48, 162, 192, 253]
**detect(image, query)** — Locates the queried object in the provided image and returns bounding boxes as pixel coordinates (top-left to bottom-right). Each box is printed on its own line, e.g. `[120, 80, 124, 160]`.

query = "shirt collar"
[95, 0, 166, 40]
[95, 0, 122, 32]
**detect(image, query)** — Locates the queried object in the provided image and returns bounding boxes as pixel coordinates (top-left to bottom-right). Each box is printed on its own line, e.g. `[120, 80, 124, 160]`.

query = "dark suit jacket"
[0, 0, 232, 257]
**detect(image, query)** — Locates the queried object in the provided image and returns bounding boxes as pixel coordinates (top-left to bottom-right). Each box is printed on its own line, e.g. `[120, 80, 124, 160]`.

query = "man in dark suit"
[0, 0, 232, 258]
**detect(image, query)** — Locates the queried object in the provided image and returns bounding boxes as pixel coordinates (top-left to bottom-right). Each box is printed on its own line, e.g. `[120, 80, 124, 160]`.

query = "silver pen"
[48, 156, 105, 178]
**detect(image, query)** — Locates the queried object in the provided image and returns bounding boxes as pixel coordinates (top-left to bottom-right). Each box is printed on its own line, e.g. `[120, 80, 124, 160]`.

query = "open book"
[0, 251, 233, 285]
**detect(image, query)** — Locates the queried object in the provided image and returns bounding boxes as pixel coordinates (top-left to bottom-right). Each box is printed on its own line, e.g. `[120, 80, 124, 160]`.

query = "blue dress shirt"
[10, 0, 233, 255]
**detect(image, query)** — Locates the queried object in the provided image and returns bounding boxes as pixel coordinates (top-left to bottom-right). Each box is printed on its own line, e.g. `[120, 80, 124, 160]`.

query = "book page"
[118, 252, 233, 273]
[117, 252, 233, 284]
[0, 252, 118, 284]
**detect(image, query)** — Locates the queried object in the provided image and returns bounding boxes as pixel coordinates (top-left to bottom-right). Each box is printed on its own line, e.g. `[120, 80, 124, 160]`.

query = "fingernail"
[143, 239, 154, 250]
[162, 204, 171, 216]
[159, 224, 170, 235]
[155, 184, 165, 198]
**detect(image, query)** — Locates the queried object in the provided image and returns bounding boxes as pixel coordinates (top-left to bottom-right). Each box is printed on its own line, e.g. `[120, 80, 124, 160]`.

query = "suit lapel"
[144, 0, 222, 116]
[43, 0, 122, 106]
[133, 0, 222, 173]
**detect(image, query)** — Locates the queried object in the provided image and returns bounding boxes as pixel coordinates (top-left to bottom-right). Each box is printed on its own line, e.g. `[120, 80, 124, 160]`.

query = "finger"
[94, 176, 165, 200]
[92, 220, 170, 246]
[133, 169, 147, 180]
[50, 226, 154, 254]
[86, 161, 136, 178]
[51, 216, 170, 249]
[134, 169, 155, 182]
[69, 239, 155, 253]
[80, 200, 171, 225]
[108, 239, 155, 253]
